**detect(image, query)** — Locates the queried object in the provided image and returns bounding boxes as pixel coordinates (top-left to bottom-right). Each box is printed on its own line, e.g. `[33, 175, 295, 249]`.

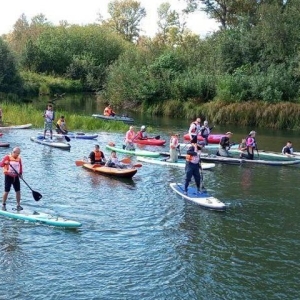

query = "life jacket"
[104, 107, 112, 116]
[200, 126, 210, 137]
[219, 136, 230, 149]
[282, 146, 293, 154]
[186, 145, 200, 164]
[190, 122, 198, 134]
[94, 150, 103, 161]
[125, 130, 135, 142]
[136, 131, 144, 140]
[246, 136, 256, 148]
[170, 136, 179, 149]
[3, 155, 21, 177]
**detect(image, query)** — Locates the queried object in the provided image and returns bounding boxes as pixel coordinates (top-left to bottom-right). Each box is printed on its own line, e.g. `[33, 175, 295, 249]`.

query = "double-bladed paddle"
[9, 164, 42, 201]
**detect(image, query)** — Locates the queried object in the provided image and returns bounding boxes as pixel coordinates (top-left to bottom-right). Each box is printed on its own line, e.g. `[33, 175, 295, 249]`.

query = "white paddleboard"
[170, 183, 226, 211]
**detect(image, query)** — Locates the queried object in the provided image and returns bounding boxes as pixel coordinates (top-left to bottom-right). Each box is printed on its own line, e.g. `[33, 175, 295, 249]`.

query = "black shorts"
[4, 175, 20, 192]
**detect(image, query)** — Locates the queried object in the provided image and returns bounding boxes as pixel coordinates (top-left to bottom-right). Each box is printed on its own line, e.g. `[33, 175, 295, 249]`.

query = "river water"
[0, 96, 300, 299]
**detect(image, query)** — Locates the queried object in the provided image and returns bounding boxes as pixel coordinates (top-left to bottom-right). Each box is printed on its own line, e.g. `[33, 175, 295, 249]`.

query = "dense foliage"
[1, 0, 300, 128]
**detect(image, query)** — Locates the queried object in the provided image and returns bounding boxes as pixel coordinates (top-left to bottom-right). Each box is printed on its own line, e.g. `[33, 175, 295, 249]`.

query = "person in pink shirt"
[124, 126, 136, 150]
[0, 147, 23, 211]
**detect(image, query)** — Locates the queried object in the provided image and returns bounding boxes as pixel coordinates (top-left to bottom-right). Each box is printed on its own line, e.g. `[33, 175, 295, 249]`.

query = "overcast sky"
[0, 0, 218, 37]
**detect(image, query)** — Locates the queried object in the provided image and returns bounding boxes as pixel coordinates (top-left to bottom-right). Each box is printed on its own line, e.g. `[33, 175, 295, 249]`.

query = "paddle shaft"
[9, 163, 42, 201]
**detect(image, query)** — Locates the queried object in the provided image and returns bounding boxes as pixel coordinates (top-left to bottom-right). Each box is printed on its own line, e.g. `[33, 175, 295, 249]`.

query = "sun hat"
[226, 132, 233, 135]
[249, 130, 256, 135]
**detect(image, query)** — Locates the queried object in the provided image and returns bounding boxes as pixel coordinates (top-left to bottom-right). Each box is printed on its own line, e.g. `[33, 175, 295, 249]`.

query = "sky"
[0, 0, 219, 37]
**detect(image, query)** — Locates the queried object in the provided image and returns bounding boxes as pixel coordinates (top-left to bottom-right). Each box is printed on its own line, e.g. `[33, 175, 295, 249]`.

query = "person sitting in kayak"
[200, 120, 214, 145]
[124, 126, 136, 151]
[103, 104, 115, 117]
[88, 145, 106, 165]
[217, 132, 233, 157]
[136, 125, 148, 140]
[105, 151, 126, 168]
[240, 131, 257, 160]
[56, 116, 68, 134]
[282, 141, 294, 157]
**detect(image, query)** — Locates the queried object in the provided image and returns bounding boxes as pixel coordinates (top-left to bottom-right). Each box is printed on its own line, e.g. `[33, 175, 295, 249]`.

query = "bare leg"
[2, 191, 8, 204]
[16, 191, 21, 206]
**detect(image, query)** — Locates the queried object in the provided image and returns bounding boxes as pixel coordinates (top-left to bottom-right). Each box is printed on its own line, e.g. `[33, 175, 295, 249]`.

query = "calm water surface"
[0, 100, 300, 299]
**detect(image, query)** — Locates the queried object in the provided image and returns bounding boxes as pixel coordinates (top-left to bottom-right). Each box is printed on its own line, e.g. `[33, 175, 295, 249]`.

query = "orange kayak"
[80, 162, 137, 178]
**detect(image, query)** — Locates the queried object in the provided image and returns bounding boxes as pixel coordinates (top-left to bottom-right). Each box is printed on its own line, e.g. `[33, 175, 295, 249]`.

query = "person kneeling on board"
[88, 145, 106, 165]
[105, 151, 126, 168]
[184, 142, 204, 195]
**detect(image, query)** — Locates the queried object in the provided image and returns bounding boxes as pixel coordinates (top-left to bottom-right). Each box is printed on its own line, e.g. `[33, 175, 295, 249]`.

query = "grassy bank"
[0, 103, 130, 132]
[1, 100, 300, 131]
[142, 100, 300, 130]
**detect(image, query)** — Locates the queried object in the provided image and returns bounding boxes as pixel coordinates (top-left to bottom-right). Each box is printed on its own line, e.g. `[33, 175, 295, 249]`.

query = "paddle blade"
[133, 163, 142, 168]
[75, 160, 85, 166]
[155, 135, 160, 139]
[33, 190, 42, 201]
[108, 142, 115, 146]
[121, 158, 131, 164]
[64, 135, 71, 142]
[92, 164, 103, 168]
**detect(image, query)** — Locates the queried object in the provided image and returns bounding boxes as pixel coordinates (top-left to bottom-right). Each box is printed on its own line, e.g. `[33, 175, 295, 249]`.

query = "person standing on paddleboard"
[124, 125, 136, 151]
[188, 117, 202, 144]
[43, 104, 55, 141]
[168, 133, 180, 163]
[184, 142, 204, 195]
[0, 147, 23, 211]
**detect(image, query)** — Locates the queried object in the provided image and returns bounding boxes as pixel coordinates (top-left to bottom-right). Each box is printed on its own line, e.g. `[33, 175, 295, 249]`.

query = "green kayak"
[106, 144, 160, 158]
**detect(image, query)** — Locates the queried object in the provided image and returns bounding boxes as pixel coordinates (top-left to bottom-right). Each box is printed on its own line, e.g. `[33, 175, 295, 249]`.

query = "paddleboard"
[170, 183, 226, 211]
[30, 137, 71, 150]
[38, 132, 98, 140]
[106, 144, 160, 158]
[0, 123, 32, 130]
[0, 206, 82, 228]
[137, 156, 215, 170]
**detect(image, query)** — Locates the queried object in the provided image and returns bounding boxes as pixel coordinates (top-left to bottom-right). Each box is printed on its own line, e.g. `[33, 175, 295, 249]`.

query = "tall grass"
[0, 103, 131, 132]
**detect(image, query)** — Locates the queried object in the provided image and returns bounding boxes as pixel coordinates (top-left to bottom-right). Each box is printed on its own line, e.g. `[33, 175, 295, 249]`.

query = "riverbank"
[1, 99, 300, 131]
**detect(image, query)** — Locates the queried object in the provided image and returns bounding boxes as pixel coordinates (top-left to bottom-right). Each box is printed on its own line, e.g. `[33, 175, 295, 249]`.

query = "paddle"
[75, 157, 132, 167]
[64, 135, 71, 142]
[9, 164, 42, 201]
[199, 164, 206, 193]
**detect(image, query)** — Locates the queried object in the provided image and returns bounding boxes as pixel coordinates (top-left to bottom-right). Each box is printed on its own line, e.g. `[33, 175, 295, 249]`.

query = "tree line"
[1, 0, 300, 111]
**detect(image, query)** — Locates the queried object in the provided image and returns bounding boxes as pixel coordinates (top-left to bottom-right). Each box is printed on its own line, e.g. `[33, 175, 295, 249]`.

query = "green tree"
[0, 38, 23, 94]
[100, 0, 146, 42]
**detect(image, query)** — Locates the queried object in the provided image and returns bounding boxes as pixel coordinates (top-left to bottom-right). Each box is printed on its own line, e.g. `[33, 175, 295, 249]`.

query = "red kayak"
[183, 133, 226, 144]
[0, 133, 3, 137]
[134, 138, 166, 146]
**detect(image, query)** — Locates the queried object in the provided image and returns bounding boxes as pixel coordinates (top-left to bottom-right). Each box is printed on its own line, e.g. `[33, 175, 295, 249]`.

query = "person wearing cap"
[188, 117, 202, 143]
[56, 115, 68, 134]
[103, 104, 115, 117]
[217, 132, 233, 157]
[200, 120, 214, 145]
[184, 141, 204, 194]
[136, 125, 148, 140]
[240, 131, 257, 160]
[168, 133, 180, 163]
[88, 145, 106, 165]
